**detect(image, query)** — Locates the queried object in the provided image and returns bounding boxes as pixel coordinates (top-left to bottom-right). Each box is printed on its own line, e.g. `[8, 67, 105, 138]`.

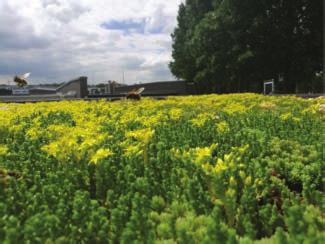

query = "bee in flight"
[13, 72, 31, 87]
[126, 87, 145, 100]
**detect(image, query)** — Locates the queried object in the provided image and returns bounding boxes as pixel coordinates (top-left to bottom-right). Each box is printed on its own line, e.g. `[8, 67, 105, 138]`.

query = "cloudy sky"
[0, 0, 183, 85]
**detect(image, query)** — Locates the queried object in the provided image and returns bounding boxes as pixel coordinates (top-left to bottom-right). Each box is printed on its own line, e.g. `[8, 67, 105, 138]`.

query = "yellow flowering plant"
[0, 94, 323, 243]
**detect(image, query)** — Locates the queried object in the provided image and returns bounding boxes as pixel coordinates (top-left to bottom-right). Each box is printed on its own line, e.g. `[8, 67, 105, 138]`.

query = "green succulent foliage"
[0, 96, 324, 243]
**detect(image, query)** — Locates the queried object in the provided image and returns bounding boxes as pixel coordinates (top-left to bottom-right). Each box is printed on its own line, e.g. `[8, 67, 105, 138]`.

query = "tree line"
[170, 0, 323, 94]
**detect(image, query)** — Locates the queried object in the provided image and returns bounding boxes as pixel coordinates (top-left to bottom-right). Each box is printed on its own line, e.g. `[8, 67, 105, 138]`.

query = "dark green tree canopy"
[170, 0, 323, 93]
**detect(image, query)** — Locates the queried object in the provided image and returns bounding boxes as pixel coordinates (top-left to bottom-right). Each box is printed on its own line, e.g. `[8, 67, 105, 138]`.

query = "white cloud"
[0, 0, 183, 85]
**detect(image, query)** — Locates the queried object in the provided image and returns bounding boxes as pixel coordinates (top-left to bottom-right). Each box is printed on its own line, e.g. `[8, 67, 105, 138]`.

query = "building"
[56, 77, 88, 98]
[109, 80, 196, 96]
[0, 77, 89, 101]
[0, 85, 12, 95]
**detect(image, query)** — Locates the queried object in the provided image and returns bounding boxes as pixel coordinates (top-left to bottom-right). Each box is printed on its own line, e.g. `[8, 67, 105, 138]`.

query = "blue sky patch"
[101, 19, 146, 34]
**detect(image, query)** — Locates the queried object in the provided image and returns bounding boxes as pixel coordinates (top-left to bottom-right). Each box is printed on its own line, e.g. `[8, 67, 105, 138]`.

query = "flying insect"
[126, 87, 145, 100]
[13, 72, 31, 87]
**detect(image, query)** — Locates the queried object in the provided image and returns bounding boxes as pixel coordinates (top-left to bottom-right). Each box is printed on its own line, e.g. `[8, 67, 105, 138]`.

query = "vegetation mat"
[0, 94, 324, 243]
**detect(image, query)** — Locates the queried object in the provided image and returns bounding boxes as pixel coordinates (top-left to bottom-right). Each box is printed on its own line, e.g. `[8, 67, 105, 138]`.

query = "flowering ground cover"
[0, 94, 324, 243]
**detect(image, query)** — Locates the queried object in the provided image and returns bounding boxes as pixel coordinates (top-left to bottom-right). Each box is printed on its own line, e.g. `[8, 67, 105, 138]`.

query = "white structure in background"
[264, 79, 275, 95]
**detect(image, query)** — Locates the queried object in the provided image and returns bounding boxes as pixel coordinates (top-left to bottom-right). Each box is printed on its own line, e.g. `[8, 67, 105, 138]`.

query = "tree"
[169, 3, 195, 81]
[169, 0, 214, 85]
[170, 0, 323, 93]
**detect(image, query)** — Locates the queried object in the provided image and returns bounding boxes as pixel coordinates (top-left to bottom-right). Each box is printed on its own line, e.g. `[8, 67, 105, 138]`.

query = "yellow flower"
[224, 153, 232, 162]
[126, 128, 155, 144]
[216, 121, 229, 133]
[190, 113, 212, 127]
[194, 144, 217, 165]
[319, 104, 325, 114]
[238, 164, 246, 169]
[292, 117, 301, 123]
[141, 112, 164, 127]
[169, 108, 183, 120]
[0, 144, 8, 156]
[201, 163, 213, 172]
[223, 103, 247, 114]
[229, 176, 236, 186]
[124, 144, 143, 157]
[239, 171, 246, 179]
[225, 188, 236, 198]
[214, 158, 228, 174]
[245, 176, 252, 186]
[194, 147, 212, 165]
[42, 143, 59, 158]
[78, 138, 98, 151]
[259, 102, 276, 110]
[280, 112, 292, 121]
[238, 145, 249, 154]
[26, 127, 42, 140]
[254, 179, 263, 186]
[90, 148, 114, 165]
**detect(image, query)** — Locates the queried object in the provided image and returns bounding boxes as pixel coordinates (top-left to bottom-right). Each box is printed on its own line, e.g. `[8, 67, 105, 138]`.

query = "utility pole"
[122, 70, 125, 84]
